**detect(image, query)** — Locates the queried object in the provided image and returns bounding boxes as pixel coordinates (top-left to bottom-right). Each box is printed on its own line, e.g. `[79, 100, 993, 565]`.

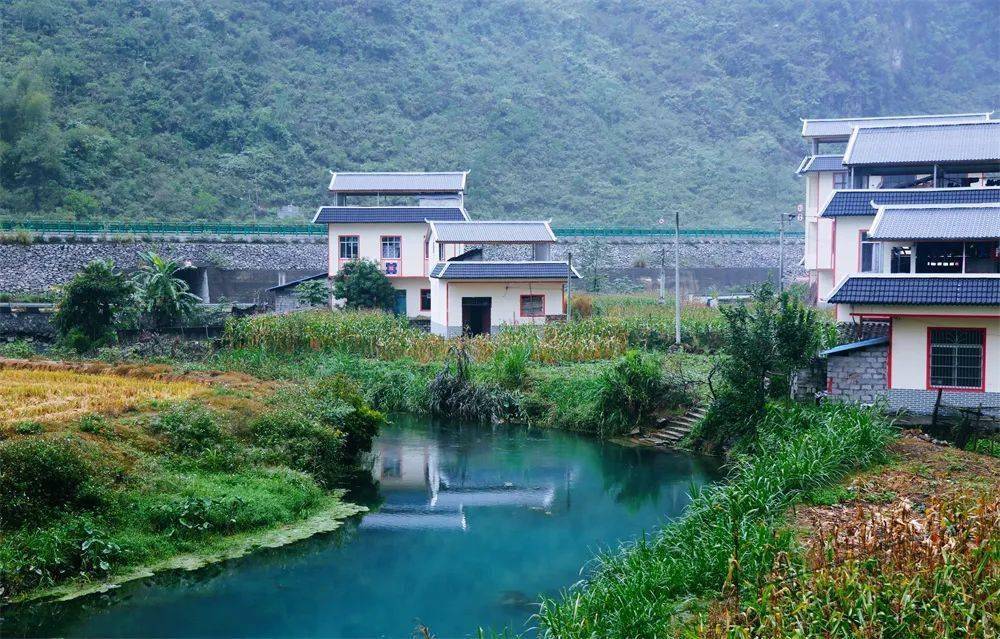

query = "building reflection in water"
[361, 429, 560, 532]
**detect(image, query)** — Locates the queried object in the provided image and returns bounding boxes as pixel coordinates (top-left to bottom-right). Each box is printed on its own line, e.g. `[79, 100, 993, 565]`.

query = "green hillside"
[0, 0, 996, 227]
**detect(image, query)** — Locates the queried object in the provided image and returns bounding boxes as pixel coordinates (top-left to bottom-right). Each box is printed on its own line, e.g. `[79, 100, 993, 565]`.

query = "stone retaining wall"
[0, 236, 804, 294]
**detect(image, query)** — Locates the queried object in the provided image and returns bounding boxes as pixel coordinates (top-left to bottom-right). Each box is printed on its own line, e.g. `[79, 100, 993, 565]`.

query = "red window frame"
[520, 294, 545, 318]
[925, 326, 986, 392]
[380, 235, 402, 277]
[419, 288, 432, 312]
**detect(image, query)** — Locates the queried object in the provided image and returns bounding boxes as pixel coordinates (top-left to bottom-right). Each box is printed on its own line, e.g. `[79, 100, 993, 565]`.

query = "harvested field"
[0, 366, 205, 426]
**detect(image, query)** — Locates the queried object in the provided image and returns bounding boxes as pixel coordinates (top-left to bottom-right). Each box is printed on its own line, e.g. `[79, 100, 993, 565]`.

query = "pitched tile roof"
[868, 204, 1000, 240]
[313, 206, 467, 224]
[265, 272, 327, 292]
[429, 220, 556, 243]
[800, 113, 991, 139]
[327, 172, 467, 193]
[429, 261, 580, 280]
[843, 121, 1000, 166]
[819, 187, 1000, 217]
[828, 276, 1000, 306]
[796, 154, 846, 174]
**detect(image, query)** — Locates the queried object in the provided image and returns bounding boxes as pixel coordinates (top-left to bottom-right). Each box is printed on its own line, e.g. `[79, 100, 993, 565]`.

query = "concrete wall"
[890, 314, 1000, 393]
[325, 222, 432, 278]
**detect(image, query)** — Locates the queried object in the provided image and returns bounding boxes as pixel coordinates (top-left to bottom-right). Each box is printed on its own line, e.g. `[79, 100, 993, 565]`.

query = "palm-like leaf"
[134, 252, 200, 327]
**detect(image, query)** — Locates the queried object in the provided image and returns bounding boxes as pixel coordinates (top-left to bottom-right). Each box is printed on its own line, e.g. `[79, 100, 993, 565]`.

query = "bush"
[78, 414, 110, 436]
[428, 346, 521, 423]
[294, 278, 330, 307]
[593, 350, 663, 436]
[151, 403, 225, 455]
[149, 496, 247, 538]
[484, 343, 531, 390]
[52, 259, 134, 352]
[332, 259, 395, 310]
[0, 439, 99, 529]
[309, 374, 384, 458]
[249, 408, 344, 488]
[14, 420, 44, 435]
[0, 339, 37, 359]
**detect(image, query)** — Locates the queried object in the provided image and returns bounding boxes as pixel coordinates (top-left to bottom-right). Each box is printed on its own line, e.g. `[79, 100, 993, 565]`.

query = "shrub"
[332, 259, 395, 310]
[309, 374, 384, 458]
[14, 420, 44, 435]
[52, 259, 134, 352]
[150, 496, 247, 538]
[250, 408, 344, 487]
[484, 343, 531, 390]
[294, 278, 330, 307]
[428, 346, 521, 423]
[0, 339, 36, 358]
[151, 403, 224, 455]
[133, 252, 200, 328]
[0, 438, 98, 529]
[77, 414, 110, 436]
[593, 350, 664, 436]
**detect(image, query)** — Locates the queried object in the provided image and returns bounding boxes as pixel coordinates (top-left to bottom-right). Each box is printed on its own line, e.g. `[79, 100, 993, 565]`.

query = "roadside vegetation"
[0, 363, 381, 602]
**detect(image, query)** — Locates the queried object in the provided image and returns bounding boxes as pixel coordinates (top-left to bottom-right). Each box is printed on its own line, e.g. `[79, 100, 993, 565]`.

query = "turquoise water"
[5, 416, 721, 638]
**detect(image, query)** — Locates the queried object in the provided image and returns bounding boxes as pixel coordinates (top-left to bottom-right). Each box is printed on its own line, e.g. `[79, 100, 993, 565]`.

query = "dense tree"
[52, 260, 133, 351]
[0, 1, 995, 226]
[332, 260, 395, 311]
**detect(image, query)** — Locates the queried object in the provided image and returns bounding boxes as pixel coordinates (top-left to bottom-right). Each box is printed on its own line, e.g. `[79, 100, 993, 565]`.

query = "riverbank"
[0, 360, 382, 603]
[535, 406, 1000, 637]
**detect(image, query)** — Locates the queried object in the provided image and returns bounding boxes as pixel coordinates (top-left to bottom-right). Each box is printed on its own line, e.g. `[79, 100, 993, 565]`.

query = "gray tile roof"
[828, 276, 1000, 306]
[868, 204, 1000, 240]
[819, 187, 1000, 217]
[844, 121, 1000, 166]
[801, 113, 991, 139]
[313, 206, 467, 224]
[796, 154, 846, 174]
[429, 221, 555, 243]
[328, 172, 467, 193]
[429, 261, 580, 280]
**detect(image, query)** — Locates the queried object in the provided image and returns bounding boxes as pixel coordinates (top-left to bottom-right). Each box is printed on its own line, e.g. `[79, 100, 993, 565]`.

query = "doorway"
[393, 290, 407, 316]
[461, 297, 492, 337]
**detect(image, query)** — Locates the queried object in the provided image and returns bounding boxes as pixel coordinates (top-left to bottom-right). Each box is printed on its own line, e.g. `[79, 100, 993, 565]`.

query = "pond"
[5, 415, 722, 638]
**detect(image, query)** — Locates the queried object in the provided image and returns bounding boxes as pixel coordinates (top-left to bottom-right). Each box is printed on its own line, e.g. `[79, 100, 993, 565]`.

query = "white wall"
[430, 280, 566, 335]
[326, 222, 429, 278]
[887, 313, 1000, 392]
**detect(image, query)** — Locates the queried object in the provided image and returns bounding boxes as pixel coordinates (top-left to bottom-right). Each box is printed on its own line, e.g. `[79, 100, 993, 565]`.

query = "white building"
[799, 114, 1000, 415]
[313, 171, 579, 337]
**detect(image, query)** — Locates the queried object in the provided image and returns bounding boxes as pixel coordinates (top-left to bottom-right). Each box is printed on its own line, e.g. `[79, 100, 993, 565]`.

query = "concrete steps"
[628, 405, 706, 449]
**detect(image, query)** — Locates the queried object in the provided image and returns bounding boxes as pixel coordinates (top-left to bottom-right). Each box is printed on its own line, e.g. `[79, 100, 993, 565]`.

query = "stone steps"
[629, 404, 706, 449]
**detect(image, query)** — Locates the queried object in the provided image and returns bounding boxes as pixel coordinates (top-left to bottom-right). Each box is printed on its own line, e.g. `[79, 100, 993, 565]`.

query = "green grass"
[536, 402, 895, 638]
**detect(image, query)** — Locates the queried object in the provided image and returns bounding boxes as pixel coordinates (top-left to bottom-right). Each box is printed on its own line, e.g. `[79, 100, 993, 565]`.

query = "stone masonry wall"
[0, 235, 804, 294]
[827, 345, 888, 406]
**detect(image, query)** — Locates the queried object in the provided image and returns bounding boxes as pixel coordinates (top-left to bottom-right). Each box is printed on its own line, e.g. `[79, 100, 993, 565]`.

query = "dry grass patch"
[0, 367, 205, 427]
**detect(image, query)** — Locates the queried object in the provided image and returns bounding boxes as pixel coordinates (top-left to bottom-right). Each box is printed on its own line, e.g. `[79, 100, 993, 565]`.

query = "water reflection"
[4, 416, 721, 639]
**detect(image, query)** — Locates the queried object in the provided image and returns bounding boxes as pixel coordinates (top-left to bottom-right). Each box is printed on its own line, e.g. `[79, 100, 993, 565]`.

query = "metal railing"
[0, 219, 803, 239]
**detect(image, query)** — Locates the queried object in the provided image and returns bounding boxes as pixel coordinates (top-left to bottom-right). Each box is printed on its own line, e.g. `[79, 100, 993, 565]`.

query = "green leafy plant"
[150, 496, 247, 538]
[13, 420, 43, 435]
[151, 403, 224, 455]
[594, 350, 664, 436]
[52, 259, 134, 352]
[0, 438, 100, 528]
[332, 259, 395, 311]
[134, 251, 200, 328]
[77, 414, 110, 436]
[294, 278, 330, 307]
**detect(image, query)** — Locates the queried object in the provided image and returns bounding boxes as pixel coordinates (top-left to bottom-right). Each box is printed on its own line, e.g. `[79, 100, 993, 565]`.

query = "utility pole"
[779, 205, 803, 293]
[566, 252, 573, 321]
[659, 244, 666, 305]
[674, 211, 681, 346]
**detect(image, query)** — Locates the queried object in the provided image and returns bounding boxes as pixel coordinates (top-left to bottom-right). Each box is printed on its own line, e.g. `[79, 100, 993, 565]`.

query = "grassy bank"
[536, 402, 896, 637]
[0, 363, 380, 602]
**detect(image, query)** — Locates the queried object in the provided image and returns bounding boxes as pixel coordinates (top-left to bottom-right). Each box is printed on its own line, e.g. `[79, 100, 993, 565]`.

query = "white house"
[313, 171, 579, 337]
[798, 114, 1000, 415]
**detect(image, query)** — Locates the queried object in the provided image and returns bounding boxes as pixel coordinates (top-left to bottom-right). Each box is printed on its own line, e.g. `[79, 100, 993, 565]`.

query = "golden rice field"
[0, 367, 205, 425]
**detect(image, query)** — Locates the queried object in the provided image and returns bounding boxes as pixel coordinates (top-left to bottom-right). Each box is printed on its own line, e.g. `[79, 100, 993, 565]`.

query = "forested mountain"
[0, 0, 996, 227]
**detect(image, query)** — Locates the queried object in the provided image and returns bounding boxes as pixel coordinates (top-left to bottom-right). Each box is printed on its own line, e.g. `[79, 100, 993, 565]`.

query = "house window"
[520, 294, 545, 317]
[890, 246, 911, 273]
[381, 236, 401, 259]
[860, 231, 881, 273]
[339, 235, 359, 260]
[928, 328, 984, 390]
[420, 289, 431, 312]
[832, 172, 847, 189]
[381, 236, 402, 276]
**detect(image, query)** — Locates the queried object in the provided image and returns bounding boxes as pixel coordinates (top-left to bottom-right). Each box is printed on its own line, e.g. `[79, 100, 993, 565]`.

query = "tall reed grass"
[537, 402, 896, 638]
